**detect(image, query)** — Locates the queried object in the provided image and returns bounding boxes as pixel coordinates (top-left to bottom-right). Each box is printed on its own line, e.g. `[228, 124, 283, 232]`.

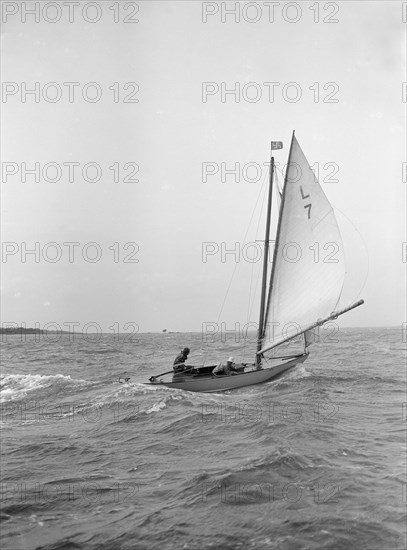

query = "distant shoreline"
[0, 326, 401, 336]
[0, 328, 70, 334]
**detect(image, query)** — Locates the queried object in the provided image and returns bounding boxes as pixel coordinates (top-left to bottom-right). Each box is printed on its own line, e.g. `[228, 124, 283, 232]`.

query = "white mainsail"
[259, 134, 346, 354]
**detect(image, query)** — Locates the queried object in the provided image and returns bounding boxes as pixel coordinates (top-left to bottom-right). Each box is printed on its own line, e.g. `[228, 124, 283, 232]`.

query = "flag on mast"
[271, 141, 283, 150]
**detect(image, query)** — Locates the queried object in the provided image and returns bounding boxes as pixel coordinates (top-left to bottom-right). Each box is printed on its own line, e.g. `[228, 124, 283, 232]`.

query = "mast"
[256, 151, 275, 366]
[262, 131, 296, 353]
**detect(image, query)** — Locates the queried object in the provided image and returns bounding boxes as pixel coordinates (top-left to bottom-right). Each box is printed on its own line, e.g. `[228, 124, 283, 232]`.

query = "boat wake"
[0, 373, 92, 403]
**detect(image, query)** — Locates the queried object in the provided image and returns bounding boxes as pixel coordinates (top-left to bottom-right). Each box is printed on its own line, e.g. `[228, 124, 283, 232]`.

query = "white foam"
[145, 400, 167, 414]
[0, 373, 88, 403]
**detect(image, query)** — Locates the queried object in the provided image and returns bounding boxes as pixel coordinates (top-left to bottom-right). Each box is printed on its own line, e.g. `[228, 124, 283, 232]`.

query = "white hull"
[148, 353, 308, 393]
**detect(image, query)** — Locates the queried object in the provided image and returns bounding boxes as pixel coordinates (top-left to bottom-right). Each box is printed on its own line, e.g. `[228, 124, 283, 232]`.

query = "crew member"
[173, 347, 190, 372]
[212, 357, 238, 376]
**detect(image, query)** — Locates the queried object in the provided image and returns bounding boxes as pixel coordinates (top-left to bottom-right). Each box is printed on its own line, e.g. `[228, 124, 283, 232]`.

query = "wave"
[0, 374, 92, 403]
[106, 390, 190, 422]
[77, 349, 122, 355]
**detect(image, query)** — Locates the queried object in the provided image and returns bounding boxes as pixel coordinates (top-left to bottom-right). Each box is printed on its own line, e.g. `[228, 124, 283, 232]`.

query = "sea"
[1, 327, 406, 550]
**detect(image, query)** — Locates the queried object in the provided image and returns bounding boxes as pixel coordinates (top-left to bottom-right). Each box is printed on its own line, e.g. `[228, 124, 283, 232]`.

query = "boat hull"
[148, 353, 308, 393]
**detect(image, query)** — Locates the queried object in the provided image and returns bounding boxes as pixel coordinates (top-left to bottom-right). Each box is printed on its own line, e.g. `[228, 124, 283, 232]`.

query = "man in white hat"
[212, 357, 238, 376]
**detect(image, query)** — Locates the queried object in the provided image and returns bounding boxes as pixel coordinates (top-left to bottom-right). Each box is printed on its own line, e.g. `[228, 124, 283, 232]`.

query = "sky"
[1, 0, 406, 334]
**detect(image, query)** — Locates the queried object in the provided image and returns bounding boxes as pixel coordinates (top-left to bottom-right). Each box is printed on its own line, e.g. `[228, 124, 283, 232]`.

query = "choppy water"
[1, 328, 406, 550]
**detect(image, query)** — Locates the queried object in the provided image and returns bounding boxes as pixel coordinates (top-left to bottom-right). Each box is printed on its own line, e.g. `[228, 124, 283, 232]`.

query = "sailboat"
[147, 132, 364, 392]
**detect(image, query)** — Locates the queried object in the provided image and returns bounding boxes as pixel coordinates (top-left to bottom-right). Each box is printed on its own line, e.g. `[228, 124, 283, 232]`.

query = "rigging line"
[275, 164, 285, 182]
[203, 168, 268, 361]
[241, 257, 264, 359]
[248, 258, 263, 320]
[215, 173, 268, 326]
[247, 232, 267, 323]
[246, 170, 269, 323]
[245, 263, 257, 325]
[248, 165, 280, 321]
[242, 172, 270, 355]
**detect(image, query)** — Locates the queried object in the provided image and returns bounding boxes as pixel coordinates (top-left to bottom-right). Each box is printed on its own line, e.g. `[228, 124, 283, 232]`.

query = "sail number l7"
[300, 186, 312, 219]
